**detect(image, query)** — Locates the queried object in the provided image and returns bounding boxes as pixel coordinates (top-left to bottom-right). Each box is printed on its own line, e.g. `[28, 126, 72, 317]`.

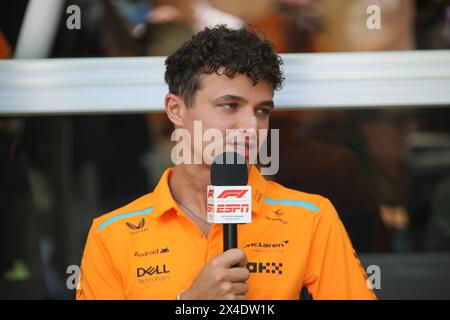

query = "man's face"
[178, 70, 274, 166]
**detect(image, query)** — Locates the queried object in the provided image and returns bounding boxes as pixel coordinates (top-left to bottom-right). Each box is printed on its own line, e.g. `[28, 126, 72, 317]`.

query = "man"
[77, 25, 376, 300]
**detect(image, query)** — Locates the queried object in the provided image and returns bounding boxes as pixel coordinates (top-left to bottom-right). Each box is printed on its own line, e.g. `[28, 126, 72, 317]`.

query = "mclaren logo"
[244, 240, 289, 249]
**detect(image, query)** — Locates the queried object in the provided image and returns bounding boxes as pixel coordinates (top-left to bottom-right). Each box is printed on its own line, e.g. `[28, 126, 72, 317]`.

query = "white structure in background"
[14, 0, 65, 59]
[1, 51, 450, 115]
[192, 0, 243, 32]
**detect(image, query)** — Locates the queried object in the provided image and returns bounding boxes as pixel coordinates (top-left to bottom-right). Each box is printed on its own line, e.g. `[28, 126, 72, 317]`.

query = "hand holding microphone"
[180, 248, 249, 300]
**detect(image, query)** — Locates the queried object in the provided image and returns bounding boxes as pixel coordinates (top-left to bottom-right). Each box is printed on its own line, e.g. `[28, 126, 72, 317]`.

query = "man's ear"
[165, 93, 185, 127]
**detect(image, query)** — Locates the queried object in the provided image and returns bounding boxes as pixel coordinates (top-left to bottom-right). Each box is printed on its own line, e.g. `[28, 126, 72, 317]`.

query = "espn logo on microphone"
[207, 186, 252, 224]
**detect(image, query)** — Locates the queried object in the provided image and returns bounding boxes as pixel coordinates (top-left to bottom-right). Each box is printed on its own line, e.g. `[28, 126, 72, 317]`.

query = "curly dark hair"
[164, 25, 284, 107]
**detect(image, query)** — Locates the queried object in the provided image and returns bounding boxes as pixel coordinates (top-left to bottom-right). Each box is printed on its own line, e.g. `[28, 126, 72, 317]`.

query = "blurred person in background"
[0, 119, 31, 285]
[427, 173, 450, 251]
[102, 0, 243, 56]
[415, 108, 450, 251]
[312, 0, 415, 51]
[209, 0, 295, 52]
[416, 0, 450, 49]
[0, 118, 48, 299]
[212, 0, 416, 53]
[0, 30, 11, 58]
[277, 0, 322, 52]
[351, 109, 418, 252]
[210, 0, 320, 53]
[271, 111, 383, 252]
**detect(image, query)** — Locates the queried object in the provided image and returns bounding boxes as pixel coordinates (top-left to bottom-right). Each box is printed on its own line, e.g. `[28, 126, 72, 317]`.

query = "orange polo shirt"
[76, 166, 376, 300]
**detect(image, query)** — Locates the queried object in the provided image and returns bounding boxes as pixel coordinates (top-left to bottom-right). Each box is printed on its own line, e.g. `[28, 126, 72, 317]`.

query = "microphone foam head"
[211, 152, 248, 186]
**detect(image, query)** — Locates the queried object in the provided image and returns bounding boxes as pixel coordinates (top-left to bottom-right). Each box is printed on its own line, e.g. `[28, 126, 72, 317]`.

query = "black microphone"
[210, 152, 249, 252]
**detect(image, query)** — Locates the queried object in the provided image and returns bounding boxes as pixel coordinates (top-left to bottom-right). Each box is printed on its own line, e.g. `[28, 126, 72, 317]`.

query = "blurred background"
[1, 0, 450, 299]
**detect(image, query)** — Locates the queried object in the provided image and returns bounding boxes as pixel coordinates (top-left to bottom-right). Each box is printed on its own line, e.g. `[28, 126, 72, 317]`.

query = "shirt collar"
[151, 168, 179, 220]
[248, 165, 268, 216]
[152, 165, 268, 220]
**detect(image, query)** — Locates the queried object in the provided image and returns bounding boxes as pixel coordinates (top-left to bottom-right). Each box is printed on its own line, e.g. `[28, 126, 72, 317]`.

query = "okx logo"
[246, 261, 283, 275]
[137, 264, 170, 278]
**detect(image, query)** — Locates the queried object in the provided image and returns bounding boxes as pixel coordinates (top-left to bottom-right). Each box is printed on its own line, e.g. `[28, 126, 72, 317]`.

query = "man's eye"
[256, 108, 271, 115]
[221, 103, 238, 110]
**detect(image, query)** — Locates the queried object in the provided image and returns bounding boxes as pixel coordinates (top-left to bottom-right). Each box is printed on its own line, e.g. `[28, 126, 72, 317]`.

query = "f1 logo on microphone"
[217, 189, 248, 199]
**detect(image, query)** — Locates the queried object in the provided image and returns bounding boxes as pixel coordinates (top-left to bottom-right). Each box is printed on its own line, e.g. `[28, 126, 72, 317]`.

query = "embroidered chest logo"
[125, 218, 149, 234]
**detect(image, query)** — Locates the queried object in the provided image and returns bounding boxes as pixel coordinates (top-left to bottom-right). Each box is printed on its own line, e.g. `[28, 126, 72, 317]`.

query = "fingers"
[227, 267, 250, 283]
[190, 249, 249, 300]
[212, 248, 247, 269]
[231, 282, 249, 295]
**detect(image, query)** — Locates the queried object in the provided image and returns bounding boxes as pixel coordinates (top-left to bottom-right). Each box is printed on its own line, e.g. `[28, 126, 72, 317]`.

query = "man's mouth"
[227, 142, 257, 159]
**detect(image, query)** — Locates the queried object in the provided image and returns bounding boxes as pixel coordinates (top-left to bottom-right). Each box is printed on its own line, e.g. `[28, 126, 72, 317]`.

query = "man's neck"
[169, 164, 211, 220]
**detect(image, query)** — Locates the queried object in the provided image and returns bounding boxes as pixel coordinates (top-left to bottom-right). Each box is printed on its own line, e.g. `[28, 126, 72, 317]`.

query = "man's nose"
[237, 109, 258, 132]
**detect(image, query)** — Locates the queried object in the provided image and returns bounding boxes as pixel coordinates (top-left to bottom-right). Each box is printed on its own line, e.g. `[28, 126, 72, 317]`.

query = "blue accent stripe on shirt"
[98, 207, 153, 231]
[264, 197, 318, 212]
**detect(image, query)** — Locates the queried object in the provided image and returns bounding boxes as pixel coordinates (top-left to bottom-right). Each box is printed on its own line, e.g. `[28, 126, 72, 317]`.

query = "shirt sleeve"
[303, 198, 377, 300]
[76, 222, 125, 300]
